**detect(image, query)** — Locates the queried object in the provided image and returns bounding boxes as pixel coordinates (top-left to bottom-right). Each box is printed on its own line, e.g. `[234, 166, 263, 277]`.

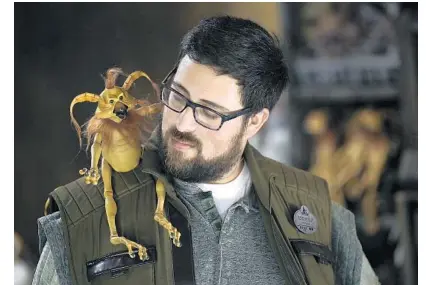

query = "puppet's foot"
[110, 236, 149, 261]
[154, 212, 182, 247]
[79, 168, 101, 185]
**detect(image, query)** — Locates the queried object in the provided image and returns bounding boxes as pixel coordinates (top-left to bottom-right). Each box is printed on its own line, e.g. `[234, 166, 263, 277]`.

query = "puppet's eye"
[119, 95, 123, 100]
[109, 99, 114, 104]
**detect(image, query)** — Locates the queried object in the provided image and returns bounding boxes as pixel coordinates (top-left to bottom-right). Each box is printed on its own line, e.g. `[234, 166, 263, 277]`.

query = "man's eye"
[170, 91, 186, 102]
[109, 99, 114, 104]
[119, 96, 123, 100]
[199, 108, 218, 119]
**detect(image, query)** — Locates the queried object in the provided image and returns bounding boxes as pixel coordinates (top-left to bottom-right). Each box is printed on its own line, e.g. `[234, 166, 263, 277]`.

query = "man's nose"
[176, 107, 197, 133]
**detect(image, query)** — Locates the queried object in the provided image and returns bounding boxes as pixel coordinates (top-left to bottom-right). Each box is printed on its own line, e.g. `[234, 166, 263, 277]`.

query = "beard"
[158, 116, 246, 183]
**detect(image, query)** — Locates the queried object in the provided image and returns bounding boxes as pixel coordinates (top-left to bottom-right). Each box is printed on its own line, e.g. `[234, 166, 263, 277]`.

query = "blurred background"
[15, 3, 418, 285]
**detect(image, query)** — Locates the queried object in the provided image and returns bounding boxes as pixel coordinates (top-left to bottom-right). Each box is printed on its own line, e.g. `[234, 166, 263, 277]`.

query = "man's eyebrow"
[199, 99, 230, 112]
[171, 80, 230, 112]
[171, 81, 190, 96]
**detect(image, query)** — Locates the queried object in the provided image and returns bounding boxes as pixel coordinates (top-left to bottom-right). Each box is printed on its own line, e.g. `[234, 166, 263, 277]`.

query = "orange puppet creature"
[66, 68, 182, 260]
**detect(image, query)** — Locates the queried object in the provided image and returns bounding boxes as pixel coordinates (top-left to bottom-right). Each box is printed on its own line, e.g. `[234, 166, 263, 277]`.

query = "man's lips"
[171, 137, 196, 150]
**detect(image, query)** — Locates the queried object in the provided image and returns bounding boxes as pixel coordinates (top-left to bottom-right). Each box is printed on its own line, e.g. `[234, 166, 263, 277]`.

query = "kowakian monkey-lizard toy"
[67, 67, 182, 260]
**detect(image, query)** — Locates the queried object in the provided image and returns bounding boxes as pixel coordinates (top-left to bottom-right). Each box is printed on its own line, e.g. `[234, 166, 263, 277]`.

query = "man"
[32, 16, 380, 285]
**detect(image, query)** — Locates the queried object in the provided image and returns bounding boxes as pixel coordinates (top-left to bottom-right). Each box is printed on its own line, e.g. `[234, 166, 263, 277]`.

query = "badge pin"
[293, 205, 317, 234]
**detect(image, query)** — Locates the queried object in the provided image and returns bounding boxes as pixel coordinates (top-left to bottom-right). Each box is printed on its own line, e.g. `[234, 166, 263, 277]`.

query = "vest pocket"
[86, 247, 157, 284]
[90, 263, 155, 285]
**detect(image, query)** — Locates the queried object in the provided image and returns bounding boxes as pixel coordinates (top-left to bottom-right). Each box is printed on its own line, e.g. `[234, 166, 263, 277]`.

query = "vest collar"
[243, 143, 274, 212]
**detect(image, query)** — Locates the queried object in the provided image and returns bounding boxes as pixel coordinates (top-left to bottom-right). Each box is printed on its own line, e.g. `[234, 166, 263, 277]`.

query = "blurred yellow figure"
[304, 109, 343, 205]
[334, 109, 390, 235]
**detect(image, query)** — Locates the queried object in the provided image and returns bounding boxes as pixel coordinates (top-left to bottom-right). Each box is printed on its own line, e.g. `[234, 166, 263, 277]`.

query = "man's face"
[159, 56, 249, 183]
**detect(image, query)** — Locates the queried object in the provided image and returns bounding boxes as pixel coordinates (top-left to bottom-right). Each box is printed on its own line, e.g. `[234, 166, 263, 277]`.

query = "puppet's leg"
[154, 180, 182, 247]
[102, 159, 149, 260]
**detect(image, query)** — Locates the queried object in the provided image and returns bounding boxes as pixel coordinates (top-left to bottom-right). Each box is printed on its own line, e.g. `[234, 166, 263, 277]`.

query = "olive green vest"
[46, 144, 335, 285]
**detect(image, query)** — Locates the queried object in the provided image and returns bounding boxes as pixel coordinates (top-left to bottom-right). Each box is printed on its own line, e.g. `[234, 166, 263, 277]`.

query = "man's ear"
[245, 108, 270, 140]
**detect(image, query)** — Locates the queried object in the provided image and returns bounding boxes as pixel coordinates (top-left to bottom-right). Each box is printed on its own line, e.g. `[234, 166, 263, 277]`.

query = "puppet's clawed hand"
[79, 168, 101, 185]
[154, 212, 182, 247]
[110, 236, 149, 261]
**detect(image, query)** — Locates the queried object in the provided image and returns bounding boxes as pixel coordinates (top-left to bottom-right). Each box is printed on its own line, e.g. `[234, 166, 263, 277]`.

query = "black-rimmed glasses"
[161, 67, 252, 131]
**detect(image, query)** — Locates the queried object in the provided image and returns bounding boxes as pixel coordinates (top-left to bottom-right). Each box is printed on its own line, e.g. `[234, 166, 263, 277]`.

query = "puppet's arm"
[135, 102, 163, 116]
[79, 133, 102, 185]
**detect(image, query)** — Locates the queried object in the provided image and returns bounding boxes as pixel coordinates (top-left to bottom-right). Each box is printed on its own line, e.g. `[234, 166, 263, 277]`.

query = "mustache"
[167, 127, 200, 147]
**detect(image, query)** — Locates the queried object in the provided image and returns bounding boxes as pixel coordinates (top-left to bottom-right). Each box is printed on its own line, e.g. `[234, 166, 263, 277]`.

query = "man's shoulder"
[330, 201, 359, 251]
[46, 177, 105, 224]
[52, 165, 155, 202]
[329, 202, 381, 284]
[331, 202, 355, 223]
[54, 164, 154, 196]
[53, 176, 100, 195]
[330, 201, 358, 237]
[249, 144, 325, 178]
[248, 145, 329, 196]
[37, 212, 64, 254]
[36, 213, 74, 285]
[46, 167, 155, 226]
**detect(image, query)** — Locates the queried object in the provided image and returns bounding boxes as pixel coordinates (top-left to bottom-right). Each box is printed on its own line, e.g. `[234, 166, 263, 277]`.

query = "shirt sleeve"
[360, 254, 380, 285]
[331, 202, 381, 285]
[33, 212, 73, 285]
[32, 241, 60, 285]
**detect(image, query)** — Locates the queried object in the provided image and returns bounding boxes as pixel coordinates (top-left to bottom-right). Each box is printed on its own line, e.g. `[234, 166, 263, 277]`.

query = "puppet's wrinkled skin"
[65, 68, 181, 260]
